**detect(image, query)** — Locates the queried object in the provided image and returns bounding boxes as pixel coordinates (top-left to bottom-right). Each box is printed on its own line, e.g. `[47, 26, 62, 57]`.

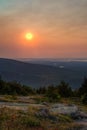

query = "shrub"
[81, 93, 87, 104]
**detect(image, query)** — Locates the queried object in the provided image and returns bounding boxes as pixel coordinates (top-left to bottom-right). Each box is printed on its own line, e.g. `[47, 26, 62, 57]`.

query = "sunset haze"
[0, 0, 87, 58]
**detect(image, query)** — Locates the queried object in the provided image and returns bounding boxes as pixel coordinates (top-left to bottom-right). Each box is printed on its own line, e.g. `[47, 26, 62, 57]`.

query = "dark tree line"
[36, 78, 87, 104]
[77, 77, 87, 104]
[0, 78, 35, 96]
[0, 75, 87, 104]
[37, 81, 73, 97]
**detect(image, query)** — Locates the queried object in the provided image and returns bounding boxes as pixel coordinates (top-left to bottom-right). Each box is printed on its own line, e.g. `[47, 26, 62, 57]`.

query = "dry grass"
[0, 107, 83, 130]
[0, 96, 87, 130]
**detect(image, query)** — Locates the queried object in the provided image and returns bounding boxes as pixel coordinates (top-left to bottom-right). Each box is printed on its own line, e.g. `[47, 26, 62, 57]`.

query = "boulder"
[50, 104, 78, 115]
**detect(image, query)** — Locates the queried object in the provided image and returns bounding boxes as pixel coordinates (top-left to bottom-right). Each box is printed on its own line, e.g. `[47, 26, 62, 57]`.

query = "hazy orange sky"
[0, 0, 87, 58]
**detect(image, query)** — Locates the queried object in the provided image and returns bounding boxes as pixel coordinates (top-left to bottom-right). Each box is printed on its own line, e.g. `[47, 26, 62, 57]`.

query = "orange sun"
[25, 33, 33, 40]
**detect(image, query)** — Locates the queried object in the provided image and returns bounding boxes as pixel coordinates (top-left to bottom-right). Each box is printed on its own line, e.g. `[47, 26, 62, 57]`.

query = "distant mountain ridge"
[0, 58, 87, 88]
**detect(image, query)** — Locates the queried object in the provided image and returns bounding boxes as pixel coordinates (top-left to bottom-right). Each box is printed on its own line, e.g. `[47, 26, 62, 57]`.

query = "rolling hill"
[0, 58, 87, 88]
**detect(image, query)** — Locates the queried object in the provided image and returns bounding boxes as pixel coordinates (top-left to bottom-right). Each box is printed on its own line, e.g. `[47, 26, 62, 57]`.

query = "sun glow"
[25, 33, 33, 40]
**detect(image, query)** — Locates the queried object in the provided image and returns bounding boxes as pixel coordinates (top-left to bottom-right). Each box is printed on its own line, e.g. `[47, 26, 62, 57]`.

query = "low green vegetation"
[0, 76, 87, 104]
[0, 77, 35, 96]
[0, 107, 83, 130]
[0, 76, 87, 129]
[0, 107, 41, 130]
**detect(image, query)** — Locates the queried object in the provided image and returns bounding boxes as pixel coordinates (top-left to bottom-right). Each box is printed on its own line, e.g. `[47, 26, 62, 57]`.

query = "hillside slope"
[0, 58, 87, 88]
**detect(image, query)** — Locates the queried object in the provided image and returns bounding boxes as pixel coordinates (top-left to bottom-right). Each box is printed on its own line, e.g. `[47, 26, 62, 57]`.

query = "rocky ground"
[0, 96, 87, 130]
